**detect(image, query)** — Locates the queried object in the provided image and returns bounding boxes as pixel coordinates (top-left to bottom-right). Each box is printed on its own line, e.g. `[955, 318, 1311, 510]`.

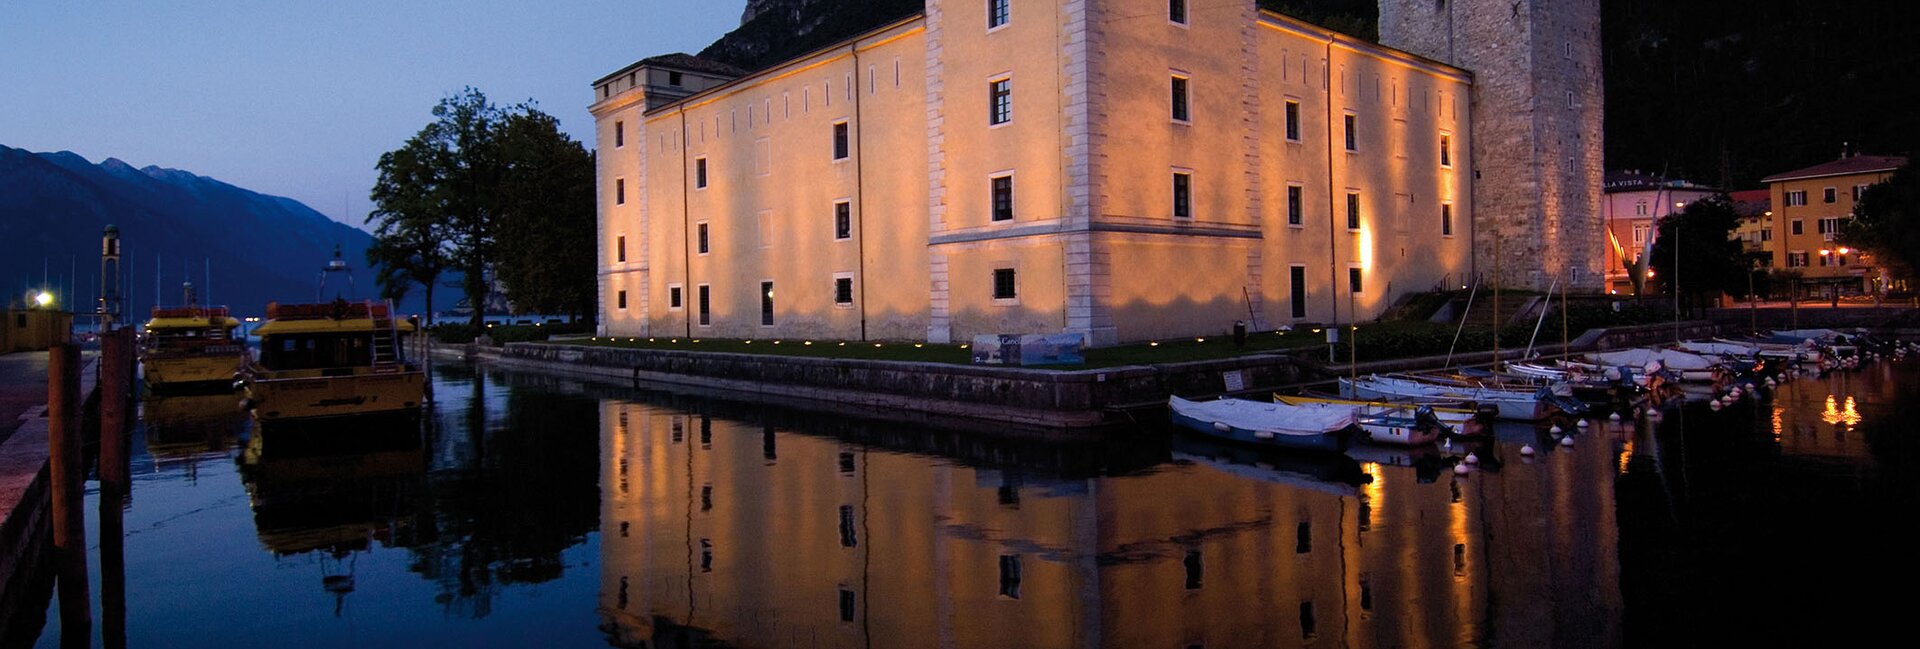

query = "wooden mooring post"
[47, 342, 91, 647]
[99, 327, 132, 491]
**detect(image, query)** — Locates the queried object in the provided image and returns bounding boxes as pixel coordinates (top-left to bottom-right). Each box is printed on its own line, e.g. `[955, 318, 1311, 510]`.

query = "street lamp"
[32, 290, 54, 308]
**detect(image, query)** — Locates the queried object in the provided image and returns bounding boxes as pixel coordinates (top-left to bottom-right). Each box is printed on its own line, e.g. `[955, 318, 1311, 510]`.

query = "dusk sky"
[1, 0, 747, 230]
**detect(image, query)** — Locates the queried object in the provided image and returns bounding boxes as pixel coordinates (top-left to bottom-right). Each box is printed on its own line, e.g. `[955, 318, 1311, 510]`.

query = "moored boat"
[1168, 396, 1357, 452]
[1341, 375, 1582, 421]
[140, 302, 247, 391]
[236, 299, 423, 424]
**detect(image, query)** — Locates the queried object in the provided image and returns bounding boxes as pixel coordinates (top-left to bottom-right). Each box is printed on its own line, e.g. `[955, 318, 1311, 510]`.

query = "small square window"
[1791, 220, 1804, 236]
[668, 71, 684, 86]
[993, 268, 1017, 300]
[991, 175, 1014, 221]
[1823, 187, 1836, 204]
[989, 78, 1012, 125]
[834, 276, 854, 305]
[834, 201, 852, 240]
[1171, 76, 1190, 122]
[1173, 172, 1192, 219]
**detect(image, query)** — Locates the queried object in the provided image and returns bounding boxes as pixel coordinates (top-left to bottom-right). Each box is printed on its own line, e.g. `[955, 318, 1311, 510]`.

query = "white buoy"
[1454, 464, 1472, 475]
[1464, 453, 1480, 465]
[1577, 419, 1590, 428]
[1710, 401, 1723, 411]
[1520, 445, 1536, 456]
[1561, 435, 1575, 446]
[1609, 412, 1623, 421]
[1550, 424, 1563, 433]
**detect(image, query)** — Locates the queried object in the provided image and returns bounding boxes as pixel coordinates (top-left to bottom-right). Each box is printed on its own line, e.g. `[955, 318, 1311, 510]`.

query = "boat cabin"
[253, 300, 412, 373]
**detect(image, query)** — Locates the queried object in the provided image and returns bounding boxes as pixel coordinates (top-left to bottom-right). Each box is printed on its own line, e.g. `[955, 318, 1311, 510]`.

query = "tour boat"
[1168, 395, 1357, 453]
[141, 302, 247, 391]
[236, 298, 423, 423]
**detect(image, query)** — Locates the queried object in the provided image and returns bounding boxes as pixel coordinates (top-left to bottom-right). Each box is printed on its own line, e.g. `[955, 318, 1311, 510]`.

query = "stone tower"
[1378, 0, 1604, 291]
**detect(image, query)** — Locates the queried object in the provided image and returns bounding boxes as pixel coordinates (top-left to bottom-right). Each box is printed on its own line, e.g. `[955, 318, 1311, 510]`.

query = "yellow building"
[1763, 153, 1906, 294]
[594, 1, 1484, 345]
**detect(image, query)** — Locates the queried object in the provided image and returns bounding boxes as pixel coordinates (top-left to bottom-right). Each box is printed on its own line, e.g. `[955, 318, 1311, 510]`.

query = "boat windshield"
[261, 333, 374, 371]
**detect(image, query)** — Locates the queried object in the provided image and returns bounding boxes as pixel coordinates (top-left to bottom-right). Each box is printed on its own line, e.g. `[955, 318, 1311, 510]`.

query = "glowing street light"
[32, 291, 54, 308]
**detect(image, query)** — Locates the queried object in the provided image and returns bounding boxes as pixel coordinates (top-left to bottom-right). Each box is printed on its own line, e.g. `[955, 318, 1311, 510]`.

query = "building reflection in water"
[597, 397, 1623, 648]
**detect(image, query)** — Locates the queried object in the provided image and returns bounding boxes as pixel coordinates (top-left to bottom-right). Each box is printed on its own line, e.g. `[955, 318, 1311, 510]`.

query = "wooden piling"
[99, 327, 131, 491]
[47, 342, 91, 646]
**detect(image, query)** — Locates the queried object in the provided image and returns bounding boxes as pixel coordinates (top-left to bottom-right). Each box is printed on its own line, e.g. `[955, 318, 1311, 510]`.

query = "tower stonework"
[1378, 0, 1604, 291]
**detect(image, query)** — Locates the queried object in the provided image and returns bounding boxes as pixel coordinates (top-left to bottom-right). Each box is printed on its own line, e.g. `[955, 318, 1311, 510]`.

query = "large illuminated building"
[592, 0, 1601, 345]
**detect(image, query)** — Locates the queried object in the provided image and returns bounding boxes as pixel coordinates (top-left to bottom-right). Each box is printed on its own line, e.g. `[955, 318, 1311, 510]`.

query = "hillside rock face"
[0, 143, 419, 317]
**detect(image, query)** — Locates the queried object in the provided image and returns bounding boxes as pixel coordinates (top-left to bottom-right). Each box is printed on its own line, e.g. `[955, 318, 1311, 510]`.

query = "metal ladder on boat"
[371, 309, 400, 373]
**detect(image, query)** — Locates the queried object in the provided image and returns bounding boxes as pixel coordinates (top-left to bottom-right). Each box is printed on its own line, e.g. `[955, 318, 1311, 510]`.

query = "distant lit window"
[760, 281, 774, 326]
[989, 78, 1012, 125]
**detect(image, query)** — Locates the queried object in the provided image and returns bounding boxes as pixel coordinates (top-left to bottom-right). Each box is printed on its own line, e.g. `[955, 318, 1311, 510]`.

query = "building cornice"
[639, 15, 927, 118]
[1257, 10, 1472, 84]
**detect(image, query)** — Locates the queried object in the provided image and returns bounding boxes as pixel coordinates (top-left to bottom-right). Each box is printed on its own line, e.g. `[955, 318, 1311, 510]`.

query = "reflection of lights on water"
[1771, 407, 1785, 443]
[1617, 438, 1634, 474]
[1821, 394, 1863, 427]
[1362, 462, 1384, 525]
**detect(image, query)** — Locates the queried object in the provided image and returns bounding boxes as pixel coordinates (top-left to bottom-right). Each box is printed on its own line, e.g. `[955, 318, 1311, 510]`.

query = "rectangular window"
[991, 175, 1014, 221]
[839, 505, 858, 547]
[669, 284, 683, 310]
[760, 281, 774, 326]
[993, 268, 1017, 300]
[1285, 100, 1301, 141]
[1170, 75, 1190, 122]
[1787, 251, 1809, 268]
[1286, 185, 1303, 226]
[697, 222, 710, 254]
[617, 290, 627, 310]
[1761, 228, 1773, 242]
[1818, 217, 1842, 240]
[1632, 223, 1648, 245]
[1173, 172, 1192, 219]
[1169, 0, 1187, 24]
[833, 122, 850, 160]
[695, 157, 708, 189]
[834, 201, 852, 240]
[988, 0, 1010, 29]
[616, 235, 626, 262]
[989, 78, 1012, 125]
[1823, 187, 1837, 203]
[1791, 219, 1804, 236]
[1346, 192, 1361, 230]
[1349, 267, 1364, 294]
[839, 588, 856, 622]
[1439, 134, 1452, 166]
[1289, 265, 1307, 318]
[1343, 114, 1357, 151]
[697, 285, 711, 325]
[1785, 190, 1807, 207]
[615, 178, 625, 205]
[834, 275, 854, 306]
[1854, 184, 1870, 202]
[614, 121, 624, 148]
[1441, 203, 1454, 236]
[668, 71, 683, 86]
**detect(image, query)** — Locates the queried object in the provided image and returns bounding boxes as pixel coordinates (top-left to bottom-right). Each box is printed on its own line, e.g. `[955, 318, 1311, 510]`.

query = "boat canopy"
[147, 316, 241, 331]
[254, 318, 415, 336]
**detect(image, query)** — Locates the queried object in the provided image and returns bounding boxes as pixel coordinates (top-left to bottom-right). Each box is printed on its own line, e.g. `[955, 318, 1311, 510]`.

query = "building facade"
[1763, 154, 1905, 294]
[1378, 0, 1605, 292]
[593, 0, 1590, 345]
[1596, 171, 1718, 295]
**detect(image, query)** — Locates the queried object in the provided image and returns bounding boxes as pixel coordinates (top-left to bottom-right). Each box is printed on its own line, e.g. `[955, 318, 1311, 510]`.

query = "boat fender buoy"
[1464, 453, 1480, 465]
[1609, 412, 1622, 421]
[1576, 419, 1590, 428]
[1520, 445, 1536, 456]
[1454, 464, 1472, 475]
[1710, 401, 1723, 411]
[1560, 435, 1575, 447]
[1549, 424, 1563, 433]
[1213, 422, 1232, 433]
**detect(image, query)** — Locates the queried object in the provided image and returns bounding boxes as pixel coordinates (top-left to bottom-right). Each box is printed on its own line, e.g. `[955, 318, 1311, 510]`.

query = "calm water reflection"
[31, 359, 1920, 648]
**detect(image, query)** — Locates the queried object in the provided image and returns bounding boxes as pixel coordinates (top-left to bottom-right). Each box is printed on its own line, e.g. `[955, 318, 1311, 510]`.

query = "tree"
[369, 88, 514, 332]
[1840, 162, 1919, 290]
[1648, 195, 1747, 314]
[492, 110, 596, 321]
[368, 136, 452, 325]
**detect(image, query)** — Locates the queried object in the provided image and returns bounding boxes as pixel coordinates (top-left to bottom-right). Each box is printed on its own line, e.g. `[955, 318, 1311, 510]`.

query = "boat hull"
[142, 353, 247, 390]
[243, 370, 425, 422]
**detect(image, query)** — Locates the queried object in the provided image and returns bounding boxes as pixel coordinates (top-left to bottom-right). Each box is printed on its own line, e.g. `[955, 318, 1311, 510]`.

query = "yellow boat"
[141, 304, 247, 390]
[237, 299, 423, 423]
[1274, 393, 1480, 426]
